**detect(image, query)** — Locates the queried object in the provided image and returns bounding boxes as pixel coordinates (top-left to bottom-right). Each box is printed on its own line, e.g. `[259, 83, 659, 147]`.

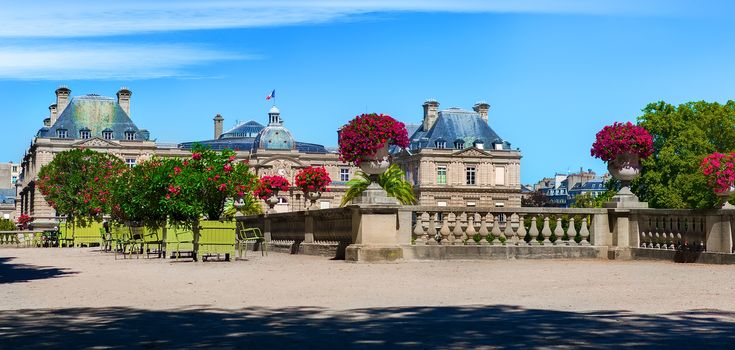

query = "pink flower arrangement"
[16, 214, 33, 230]
[701, 152, 735, 193]
[338, 113, 410, 166]
[295, 167, 332, 194]
[590, 122, 654, 162]
[253, 175, 291, 200]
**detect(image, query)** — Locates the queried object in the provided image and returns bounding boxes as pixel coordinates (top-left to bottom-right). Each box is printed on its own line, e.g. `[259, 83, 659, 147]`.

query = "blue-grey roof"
[408, 108, 510, 150]
[40, 94, 148, 140]
[221, 121, 265, 139]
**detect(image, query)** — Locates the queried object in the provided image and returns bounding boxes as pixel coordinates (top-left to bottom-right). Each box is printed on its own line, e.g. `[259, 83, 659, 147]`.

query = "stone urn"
[607, 152, 642, 183]
[606, 152, 647, 208]
[265, 192, 280, 213]
[359, 143, 391, 176]
[716, 186, 735, 209]
[305, 191, 321, 210]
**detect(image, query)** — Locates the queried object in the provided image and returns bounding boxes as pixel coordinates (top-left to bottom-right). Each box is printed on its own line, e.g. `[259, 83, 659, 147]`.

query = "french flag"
[266, 89, 275, 100]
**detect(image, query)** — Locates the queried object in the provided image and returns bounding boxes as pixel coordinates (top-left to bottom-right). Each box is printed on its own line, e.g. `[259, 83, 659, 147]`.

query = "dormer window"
[56, 129, 67, 138]
[79, 128, 91, 139]
[102, 130, 114, 140]
[125, 131, 135, 141]
[474, 140, 485, 150]
[435, 140, 446, 149]
[454, 139, 465, 149]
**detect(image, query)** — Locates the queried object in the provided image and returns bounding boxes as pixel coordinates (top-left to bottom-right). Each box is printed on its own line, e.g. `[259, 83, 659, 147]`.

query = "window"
[340, 168, 350, 182]
[495, 167, 506, 185]
[435, 141, 446, 149]
[79, 130, 91, 139]
[56, 129, 67, 138]
[11, 166, 17, 172]
[11, 176, 17, 184]
[495, 143, 504, 150]
[466, 201, 476, 207]
[454, 140, 464, 149]
[125, 158, 136, 168]
[466, 166, 476, 185]
[437, 166, 447, 184]
[102, 130, 114, 140]
[125, 131, 135, 141]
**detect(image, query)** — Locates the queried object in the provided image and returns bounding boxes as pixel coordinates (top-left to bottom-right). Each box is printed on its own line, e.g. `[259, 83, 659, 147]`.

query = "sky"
[2, 0, 735, 184]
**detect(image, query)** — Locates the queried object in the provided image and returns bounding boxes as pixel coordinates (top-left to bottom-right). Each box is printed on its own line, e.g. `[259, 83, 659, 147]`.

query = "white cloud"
[0, 43, 246, 80]
[0, 0, 683, 38]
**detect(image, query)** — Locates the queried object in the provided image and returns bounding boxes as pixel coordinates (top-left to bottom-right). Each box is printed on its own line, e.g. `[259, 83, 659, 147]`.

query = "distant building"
[393, 100, 522, 207]
[530, 169, 608, 207]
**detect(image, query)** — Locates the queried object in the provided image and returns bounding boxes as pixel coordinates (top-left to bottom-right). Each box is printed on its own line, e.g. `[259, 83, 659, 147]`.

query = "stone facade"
[16, 87, 523, 228]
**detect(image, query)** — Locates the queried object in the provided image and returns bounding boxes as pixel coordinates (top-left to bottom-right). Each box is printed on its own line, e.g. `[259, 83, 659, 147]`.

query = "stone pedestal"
[605, 187, 648, 209]
[351, 182, 399, 205]
[345, 203, 403, 263]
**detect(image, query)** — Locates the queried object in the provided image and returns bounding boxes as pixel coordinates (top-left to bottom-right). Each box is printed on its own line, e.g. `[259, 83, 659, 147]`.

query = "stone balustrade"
[408, 207, 607, 246]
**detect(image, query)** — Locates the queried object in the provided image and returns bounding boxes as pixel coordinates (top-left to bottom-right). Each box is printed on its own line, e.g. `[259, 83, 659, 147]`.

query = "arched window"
[102, 129, 114, 140]
[79, 128, 91, 139]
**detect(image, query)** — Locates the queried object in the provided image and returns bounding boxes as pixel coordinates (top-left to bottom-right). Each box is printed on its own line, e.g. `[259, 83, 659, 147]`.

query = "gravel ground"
[1, 248, 734, 349]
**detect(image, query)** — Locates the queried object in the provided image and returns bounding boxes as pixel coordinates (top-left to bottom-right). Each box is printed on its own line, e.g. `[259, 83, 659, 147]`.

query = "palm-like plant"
[223, 193, 263, 218]
[340, 164, 417, 206]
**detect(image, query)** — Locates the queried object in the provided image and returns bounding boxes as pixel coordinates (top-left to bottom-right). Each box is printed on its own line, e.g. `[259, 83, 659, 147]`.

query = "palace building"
[17, 87, 522, 228]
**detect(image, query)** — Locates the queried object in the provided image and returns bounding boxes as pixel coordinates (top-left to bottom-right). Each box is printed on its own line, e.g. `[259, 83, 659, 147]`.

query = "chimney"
[213, 113, 224, 139]
[116, 87, 132, 116]
[55, 86, 71, 116]
[48, 104, 58, 125]
[473, 101, 490, 124]
[422, 99, 440, 131]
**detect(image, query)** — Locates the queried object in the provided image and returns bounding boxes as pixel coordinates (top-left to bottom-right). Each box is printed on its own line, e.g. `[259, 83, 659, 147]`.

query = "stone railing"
[629, 209, 734, 253]
[408, 207, 608, 246]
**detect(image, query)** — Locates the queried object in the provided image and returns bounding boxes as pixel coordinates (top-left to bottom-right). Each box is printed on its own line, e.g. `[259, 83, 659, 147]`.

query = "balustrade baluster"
[412, 211, 426, 245]
[464, 212, 477, 245]
[439, 212, 451, 245]
[516, 214, 528, 246]
[654, 231, 661, 249]
[529, 216, 540, 246]
[541, 216, 552, 245]
[478, 212, 489, 245]
[566, 217, 578, 246]
[426, 211, 438, 245]
[579, 217, 590, 246]
[504, 213, 516, 245]
[491, 214, 502, 245]
[553, 217, 564, 245]
[452, 211, 465, 245]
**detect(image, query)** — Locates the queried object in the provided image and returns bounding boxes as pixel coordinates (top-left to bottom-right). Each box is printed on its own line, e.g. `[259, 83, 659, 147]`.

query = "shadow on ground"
[0, 305, 733, 349]
[0, 257, 77, 284]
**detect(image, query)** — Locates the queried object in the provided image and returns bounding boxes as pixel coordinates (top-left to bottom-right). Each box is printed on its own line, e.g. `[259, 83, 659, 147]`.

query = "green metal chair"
[112, 225, 137, 260]
[196, 221, 236, 262]
[166, 225, 195, 261]
[57, 223, 74, 248]
[73, 222, 103, 247]
[99, 228, 113, 252]
[141, 227, 164, 258]
[235, 221, 268, 259]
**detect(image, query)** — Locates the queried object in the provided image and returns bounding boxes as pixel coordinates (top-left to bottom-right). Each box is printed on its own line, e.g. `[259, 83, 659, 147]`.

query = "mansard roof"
[408, 107, 510, 150]
[41, 94, 147, 140]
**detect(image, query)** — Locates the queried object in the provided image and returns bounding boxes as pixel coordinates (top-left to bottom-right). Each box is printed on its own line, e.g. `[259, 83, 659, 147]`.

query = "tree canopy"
[37, 149, 126, 226]
[635, 100, 735, 209]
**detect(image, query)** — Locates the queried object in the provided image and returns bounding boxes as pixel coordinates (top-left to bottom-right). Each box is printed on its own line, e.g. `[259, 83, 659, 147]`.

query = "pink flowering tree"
[338, 113, 410, 166]
[165, 145, 257, 222]
[701, 152, 735, 194]
[37, 149, 127, 227]
[590, 121, 654, 162]
[294, 167, 331, 194]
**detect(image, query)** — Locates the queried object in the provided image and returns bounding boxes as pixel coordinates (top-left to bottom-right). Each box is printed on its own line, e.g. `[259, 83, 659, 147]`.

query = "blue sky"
[2, 0, 735, 184]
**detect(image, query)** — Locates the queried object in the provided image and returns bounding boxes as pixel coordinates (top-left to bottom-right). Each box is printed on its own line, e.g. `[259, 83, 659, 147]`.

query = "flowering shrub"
[254, 175, 290, 200]
[16, 214, 33, 230]
[37, 149, 127, 227]
[701, 152, 735, 193]
[165, 145, 256, 222]
[294, 167, 331, 194]
[590, 122, 654, 162]
[338, 113, 410, 166]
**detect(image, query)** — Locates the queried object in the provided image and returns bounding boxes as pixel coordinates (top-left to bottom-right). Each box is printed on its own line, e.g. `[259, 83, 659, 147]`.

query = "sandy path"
[2, 247, 734, 314]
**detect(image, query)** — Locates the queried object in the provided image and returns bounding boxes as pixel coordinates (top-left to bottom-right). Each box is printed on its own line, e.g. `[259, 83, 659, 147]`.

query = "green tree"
[37, 149, 126, 227]
[635, 101, 735, 209]
[571, 179, 618, 208]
